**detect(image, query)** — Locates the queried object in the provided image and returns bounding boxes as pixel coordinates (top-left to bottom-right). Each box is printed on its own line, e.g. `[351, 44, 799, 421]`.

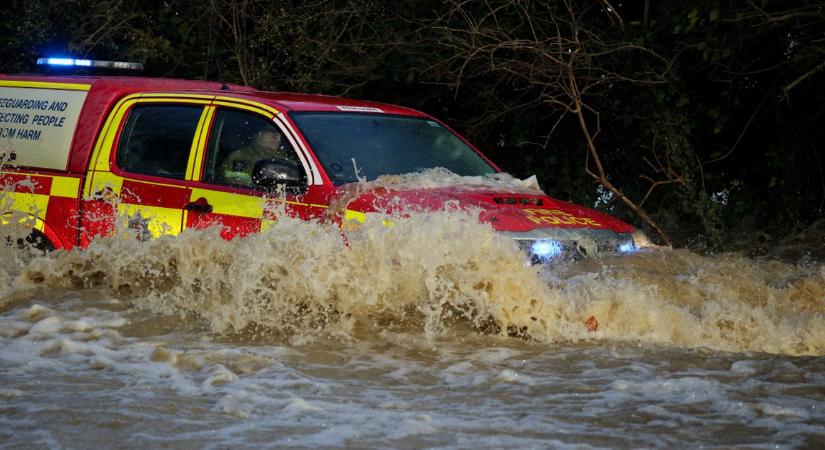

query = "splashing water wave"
[2, 207, 823, 356]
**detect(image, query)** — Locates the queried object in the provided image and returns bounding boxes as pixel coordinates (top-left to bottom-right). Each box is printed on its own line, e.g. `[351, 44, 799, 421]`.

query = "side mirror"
[252, 158, 307, 194]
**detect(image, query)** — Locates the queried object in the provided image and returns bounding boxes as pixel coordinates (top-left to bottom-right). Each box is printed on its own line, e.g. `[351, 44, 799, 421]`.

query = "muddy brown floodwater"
[1, 212, 824, 448]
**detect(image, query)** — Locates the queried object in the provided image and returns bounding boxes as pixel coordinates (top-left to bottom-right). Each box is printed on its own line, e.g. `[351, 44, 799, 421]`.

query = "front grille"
[504, 229, 634, 264]
[492, 196, 544, 206]
[514, 239, 586, 264]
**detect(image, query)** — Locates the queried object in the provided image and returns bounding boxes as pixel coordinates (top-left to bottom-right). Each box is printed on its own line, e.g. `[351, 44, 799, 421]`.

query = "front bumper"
[499, 228, 646, 264]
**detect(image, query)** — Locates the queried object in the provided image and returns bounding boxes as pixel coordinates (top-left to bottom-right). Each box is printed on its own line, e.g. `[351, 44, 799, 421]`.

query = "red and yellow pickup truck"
[0, 61, 650, 262]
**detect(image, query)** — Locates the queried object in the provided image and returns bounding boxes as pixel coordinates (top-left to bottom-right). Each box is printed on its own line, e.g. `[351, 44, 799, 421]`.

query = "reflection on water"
[1, 211, 824, 448]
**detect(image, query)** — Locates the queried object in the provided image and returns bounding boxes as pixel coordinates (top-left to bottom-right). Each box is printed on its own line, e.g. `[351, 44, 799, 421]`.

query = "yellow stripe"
[190, 107, 215, 182]
[90, 97, 140, 173]
[0, 80, 91, 91]
[344, 209, 366, 223]
[87, 171, 124, 196]
[261, 218, 277, 232]
[85, 94, 141, 179]
[132, 98, 211, 105]
[186, 108, 211, 180]
[120, 204, 182, 237]
[214, 96, 280, 115]
[139, 93, 215, 100]
[33, 216, 45, 232]
[126, 176, 194, 190]
[0, 213, 45, 232]
[342, 210, 393, 228]
[3, 192, 50, 217]
[266, 198, 328, 209]
[212, 100, 274, 117]
[190, 188, 263, 218]
[50, 176, 81, 198]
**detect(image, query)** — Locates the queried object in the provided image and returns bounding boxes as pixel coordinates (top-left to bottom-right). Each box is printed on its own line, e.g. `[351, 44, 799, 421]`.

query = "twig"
[704, 93, 768, 165]
[783, 59, 825, 96]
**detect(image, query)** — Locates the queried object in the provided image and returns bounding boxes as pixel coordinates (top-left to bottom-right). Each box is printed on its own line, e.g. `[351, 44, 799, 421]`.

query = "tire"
[5, 229, 55, 255]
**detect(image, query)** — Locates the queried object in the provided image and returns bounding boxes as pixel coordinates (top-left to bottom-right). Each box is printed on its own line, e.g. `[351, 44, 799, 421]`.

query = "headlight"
[531, 240, 563, 259]
[616, 231, 650, 254]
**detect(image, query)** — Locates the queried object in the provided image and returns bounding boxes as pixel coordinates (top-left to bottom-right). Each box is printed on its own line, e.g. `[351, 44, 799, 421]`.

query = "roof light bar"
[36, 57, 143, 71]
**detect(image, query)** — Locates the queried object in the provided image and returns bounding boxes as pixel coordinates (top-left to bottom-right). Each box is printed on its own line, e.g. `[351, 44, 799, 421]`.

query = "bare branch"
[784, 58, 825, 95]
[704, 93, 768, 165]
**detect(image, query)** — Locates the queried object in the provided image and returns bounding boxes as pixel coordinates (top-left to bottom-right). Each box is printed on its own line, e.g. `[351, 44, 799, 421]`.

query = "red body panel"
[247, 91, 428, 116]
[0, 173, 53, 195]
[342, 187, 635, 234]
[120, 180, 191, 209]
[79, 199, 116, 245]
[186, 212, 261, 240]
[43, 196, 79, 249]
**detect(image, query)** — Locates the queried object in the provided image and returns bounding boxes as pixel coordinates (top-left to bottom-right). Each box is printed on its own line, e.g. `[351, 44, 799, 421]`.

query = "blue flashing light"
[38, 58, 92, 67]
[44, 58, 73, 66]
[531, 240, 563, 259]
[36, 57, 143, 71]
[618, 241, 636, 253]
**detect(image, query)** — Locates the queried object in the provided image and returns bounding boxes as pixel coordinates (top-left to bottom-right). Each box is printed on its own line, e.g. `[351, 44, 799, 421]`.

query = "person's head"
[253, 128, 281, 150]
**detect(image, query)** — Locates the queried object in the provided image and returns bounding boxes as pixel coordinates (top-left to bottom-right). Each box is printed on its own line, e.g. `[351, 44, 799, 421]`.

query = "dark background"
[3, 0, 823, 251]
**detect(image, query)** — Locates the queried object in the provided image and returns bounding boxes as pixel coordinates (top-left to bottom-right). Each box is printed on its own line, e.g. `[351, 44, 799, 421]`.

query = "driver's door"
[186, 105, 308, 239]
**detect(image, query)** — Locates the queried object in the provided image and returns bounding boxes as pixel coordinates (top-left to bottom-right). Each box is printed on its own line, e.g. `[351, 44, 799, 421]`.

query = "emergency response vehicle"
[0, 58, 653, 262]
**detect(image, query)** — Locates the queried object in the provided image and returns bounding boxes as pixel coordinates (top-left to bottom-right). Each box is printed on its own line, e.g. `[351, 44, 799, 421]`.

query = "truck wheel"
[4, 229, 55, 255]
[23, 230, 55, 253]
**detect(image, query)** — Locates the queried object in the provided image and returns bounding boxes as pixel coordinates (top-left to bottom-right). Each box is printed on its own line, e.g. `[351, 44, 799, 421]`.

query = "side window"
[115, 105, 202, 180]
[203, 109, 301, 188]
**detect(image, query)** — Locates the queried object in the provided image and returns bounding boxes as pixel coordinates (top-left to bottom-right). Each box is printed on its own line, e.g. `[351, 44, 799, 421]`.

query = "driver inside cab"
[220, 127, 291, 186]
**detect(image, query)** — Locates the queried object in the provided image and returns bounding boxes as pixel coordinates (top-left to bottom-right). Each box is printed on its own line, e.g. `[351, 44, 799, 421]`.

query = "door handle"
[185, 198, 213, 214]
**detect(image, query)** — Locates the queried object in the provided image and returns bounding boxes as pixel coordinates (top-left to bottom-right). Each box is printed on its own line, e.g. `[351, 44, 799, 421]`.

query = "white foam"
[758, 402, 811, 419]
[385, 414, 436, 439]
[29, 316, 65, 334]
[496, 368, 535, 385]
[282, 397, 323, 415]
[203, 364, 240, 388]
[0, 388, 27, 397]
[730, 360, 758, 375]
[609, 377, 724, 403]
[368, 168, 543, 193]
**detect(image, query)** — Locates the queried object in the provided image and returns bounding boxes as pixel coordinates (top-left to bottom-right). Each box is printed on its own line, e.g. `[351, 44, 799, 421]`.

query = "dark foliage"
[2, 0, 823, 249]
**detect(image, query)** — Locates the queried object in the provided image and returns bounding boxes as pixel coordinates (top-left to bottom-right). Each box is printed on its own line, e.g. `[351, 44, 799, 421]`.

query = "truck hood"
[340, 184, 635, 235]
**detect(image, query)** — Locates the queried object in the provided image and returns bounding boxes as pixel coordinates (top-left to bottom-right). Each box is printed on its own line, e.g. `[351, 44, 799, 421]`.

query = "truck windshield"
[290, 112, 496, 184]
